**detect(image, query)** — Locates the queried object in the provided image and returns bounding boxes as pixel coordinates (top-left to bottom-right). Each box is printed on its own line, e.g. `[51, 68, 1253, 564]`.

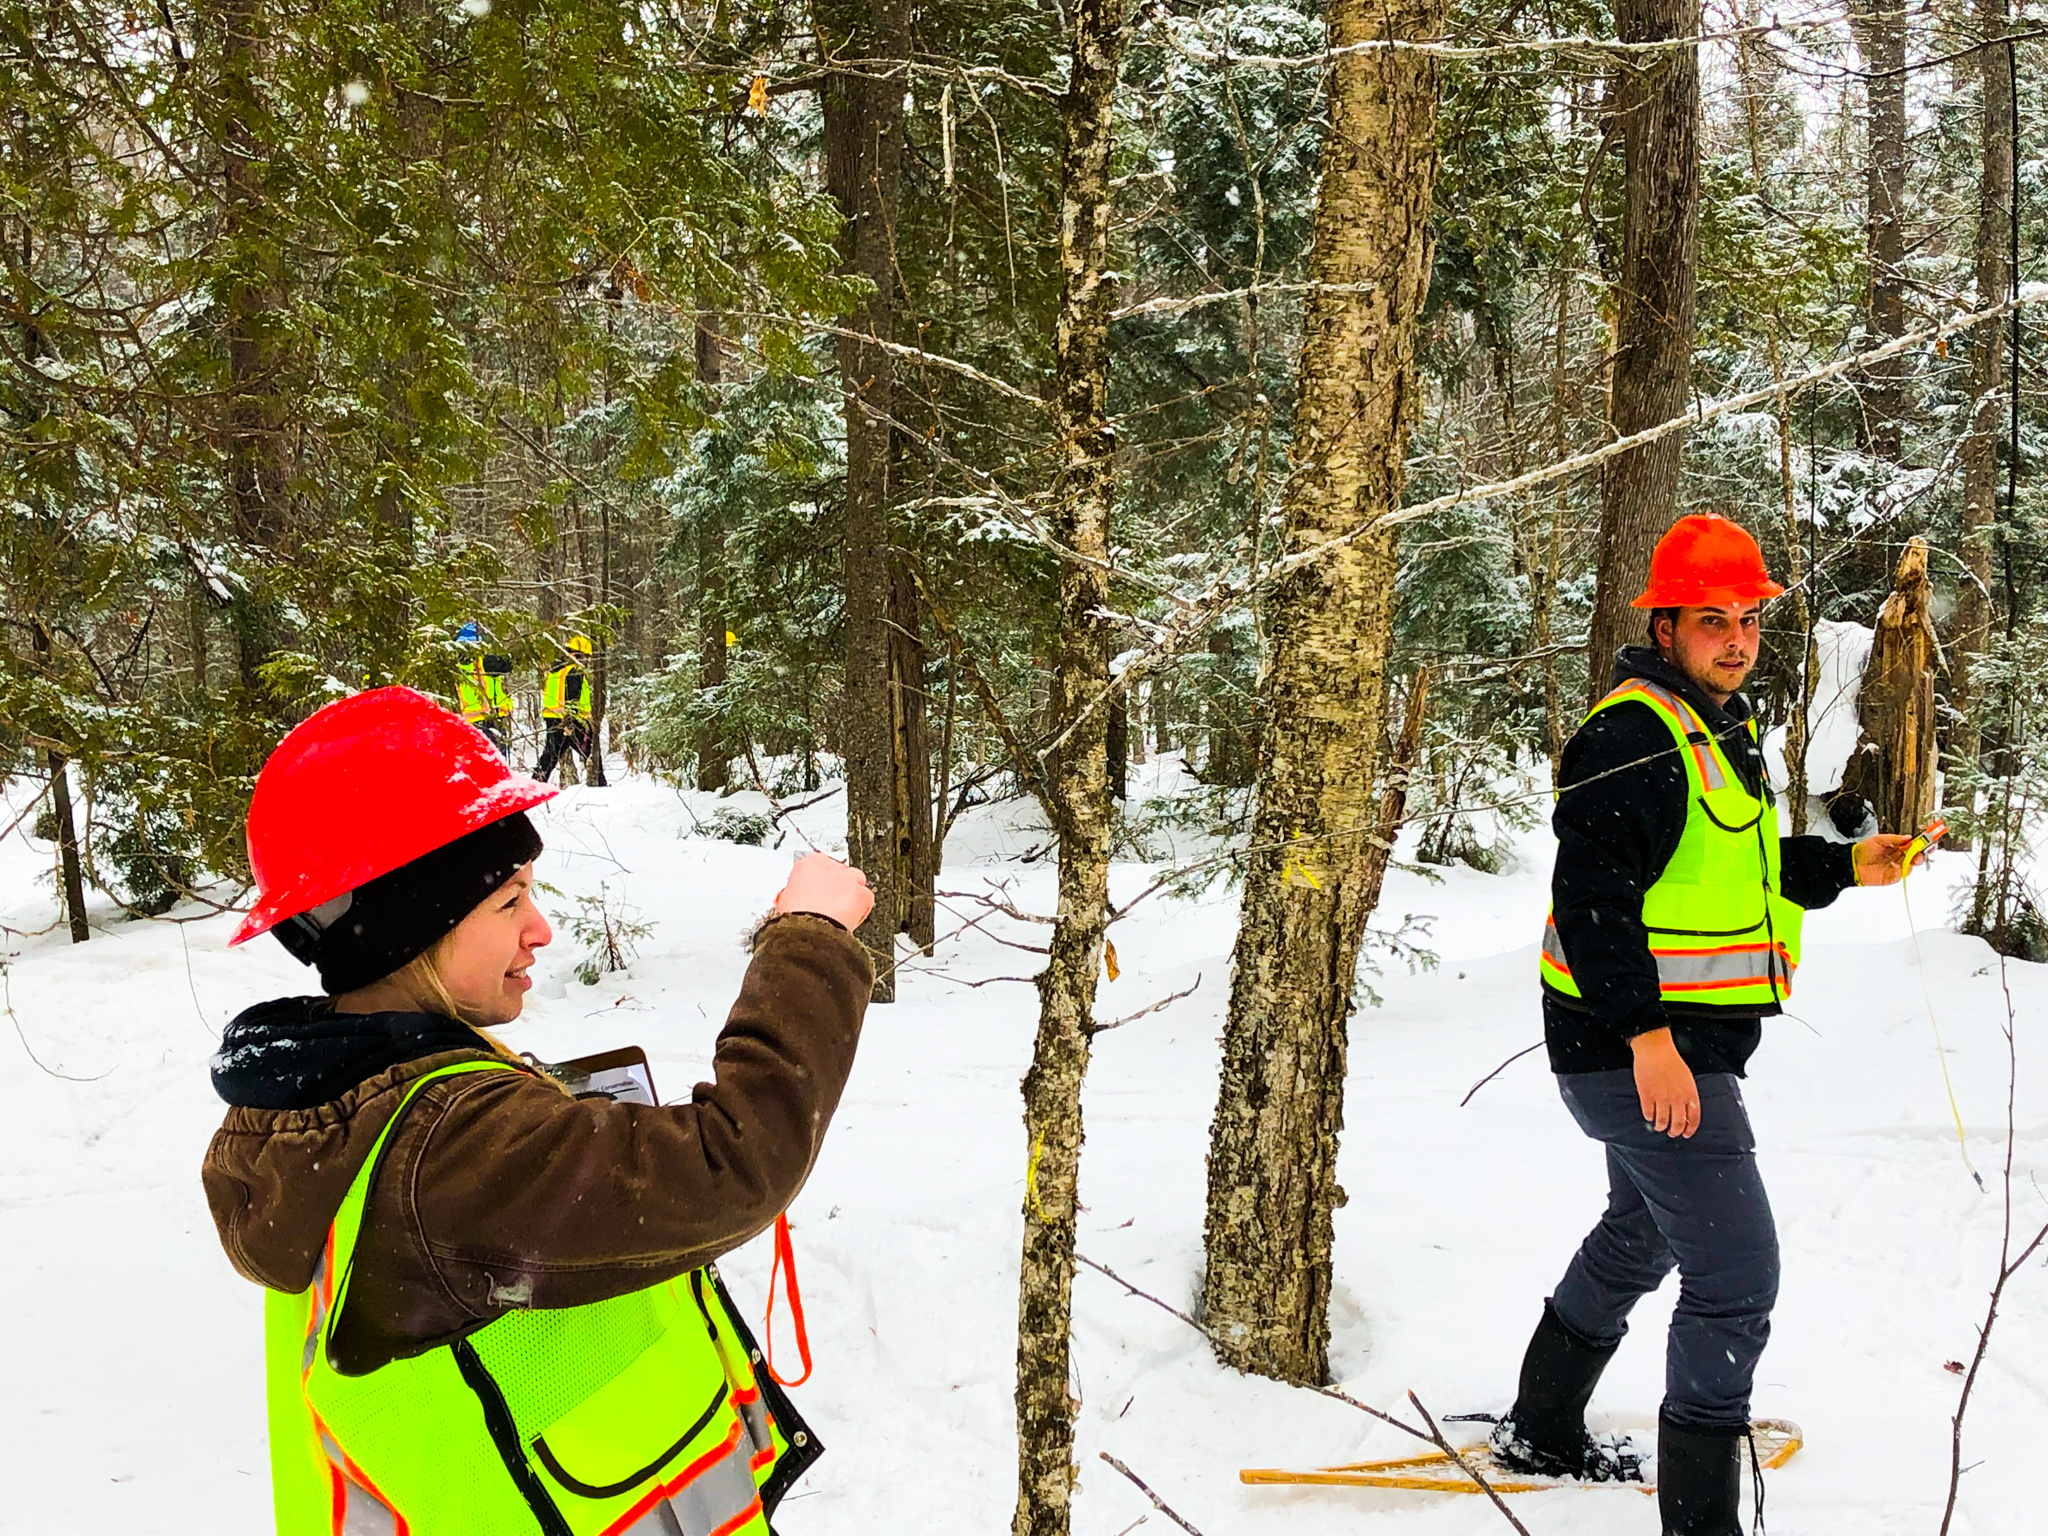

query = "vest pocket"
[526, 1324, 761, 1535]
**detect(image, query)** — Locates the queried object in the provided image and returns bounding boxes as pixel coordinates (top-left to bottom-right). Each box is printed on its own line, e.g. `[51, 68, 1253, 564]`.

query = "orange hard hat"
[1632, 514, 1785, 608]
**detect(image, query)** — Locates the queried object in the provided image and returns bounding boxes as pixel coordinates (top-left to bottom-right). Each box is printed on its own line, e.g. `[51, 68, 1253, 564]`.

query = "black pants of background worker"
[1536, 1067, 1777, 1532]
[535, 719, 605, 786]
[477, 717, 510, 756]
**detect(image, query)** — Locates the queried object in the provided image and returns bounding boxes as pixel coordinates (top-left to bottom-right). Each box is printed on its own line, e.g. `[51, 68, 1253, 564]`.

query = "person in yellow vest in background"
[536, 634, 599, 787]
[203, 686, 875, 1534]
[454, 621, 516, 755]
[1491, 516, 1922, 1535]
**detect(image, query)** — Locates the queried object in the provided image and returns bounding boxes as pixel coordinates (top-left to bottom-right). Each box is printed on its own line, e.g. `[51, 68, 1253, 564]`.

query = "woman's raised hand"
[773, 853, 875, 931]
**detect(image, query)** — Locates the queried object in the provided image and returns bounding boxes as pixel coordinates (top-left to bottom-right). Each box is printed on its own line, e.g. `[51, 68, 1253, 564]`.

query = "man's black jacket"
[1544, 647, 1858, 1076]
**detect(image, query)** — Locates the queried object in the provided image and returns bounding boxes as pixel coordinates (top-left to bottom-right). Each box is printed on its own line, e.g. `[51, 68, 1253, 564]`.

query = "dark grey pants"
[1547, 1068, 1779, 1431]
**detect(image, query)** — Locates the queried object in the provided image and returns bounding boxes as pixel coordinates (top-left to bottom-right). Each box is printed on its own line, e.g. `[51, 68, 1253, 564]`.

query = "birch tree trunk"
[1951, 3, 2013, 823]
[1200, 0, 1443, 1386]
[1852, 3, 1909, 460]
[1011, 0, 1124, 1528]
[822, 0, 910, 999]
[1582, 0, 1701, 705]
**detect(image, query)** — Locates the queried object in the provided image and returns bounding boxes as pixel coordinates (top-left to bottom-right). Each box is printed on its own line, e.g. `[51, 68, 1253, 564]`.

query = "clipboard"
[541, 1045, 660, 1106]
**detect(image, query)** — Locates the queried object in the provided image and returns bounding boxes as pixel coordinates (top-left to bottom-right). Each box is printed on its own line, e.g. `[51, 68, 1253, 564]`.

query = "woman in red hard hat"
[202, 686, 874, 1535]
[1490, 516, 1919, 1534]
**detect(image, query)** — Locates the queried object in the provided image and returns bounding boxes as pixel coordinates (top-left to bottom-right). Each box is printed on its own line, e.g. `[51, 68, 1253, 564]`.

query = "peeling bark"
[1200, 0, 1443, 1386]
[1842, 537, 1940, 834]
[1011, 0, 1124, 1530]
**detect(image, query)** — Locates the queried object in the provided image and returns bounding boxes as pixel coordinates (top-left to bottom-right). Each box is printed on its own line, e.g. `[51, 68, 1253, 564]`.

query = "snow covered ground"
[3, 761, 2043, 1534]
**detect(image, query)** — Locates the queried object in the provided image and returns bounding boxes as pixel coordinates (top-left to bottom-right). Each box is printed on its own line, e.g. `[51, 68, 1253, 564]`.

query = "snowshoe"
[1238, 1417, 1800, 1497]
[1488, 1413, 1646, 1483]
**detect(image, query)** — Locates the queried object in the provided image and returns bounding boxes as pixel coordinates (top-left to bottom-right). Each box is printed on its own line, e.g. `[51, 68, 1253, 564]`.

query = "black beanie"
[270, 812, 544, 995]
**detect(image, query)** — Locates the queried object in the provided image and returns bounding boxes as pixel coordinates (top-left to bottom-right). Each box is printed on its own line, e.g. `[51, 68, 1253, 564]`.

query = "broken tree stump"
[1839, 536, 1941, 834]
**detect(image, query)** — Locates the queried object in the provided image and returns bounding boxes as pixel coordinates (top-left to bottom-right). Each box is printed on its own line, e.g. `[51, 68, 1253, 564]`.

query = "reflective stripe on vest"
[1539, 679, 1804, 1009]
[263, 1060, 807, 1536]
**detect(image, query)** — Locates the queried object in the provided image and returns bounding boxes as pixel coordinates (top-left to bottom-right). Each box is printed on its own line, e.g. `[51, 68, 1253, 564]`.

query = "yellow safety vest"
[1540, 679, 1804, 1008]
[263, 1060, 817, 1535]
[457, 659, 513, 724]
[543, 663, 588, 722]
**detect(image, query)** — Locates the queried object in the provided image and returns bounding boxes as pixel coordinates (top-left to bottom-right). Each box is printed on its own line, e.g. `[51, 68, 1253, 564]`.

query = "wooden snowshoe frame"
[1239, 1418, 1802, 1495]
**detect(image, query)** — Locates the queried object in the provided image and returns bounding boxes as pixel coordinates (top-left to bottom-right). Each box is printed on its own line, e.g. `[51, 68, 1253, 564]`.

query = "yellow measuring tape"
[1897, 823, 1985, 1191]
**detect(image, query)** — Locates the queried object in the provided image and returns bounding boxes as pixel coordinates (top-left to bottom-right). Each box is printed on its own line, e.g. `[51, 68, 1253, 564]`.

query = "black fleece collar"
[212, 996, 485, 1111]
[1608, 646, 1767, 796]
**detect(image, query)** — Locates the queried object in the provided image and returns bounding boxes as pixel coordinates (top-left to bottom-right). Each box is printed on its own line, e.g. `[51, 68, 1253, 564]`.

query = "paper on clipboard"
[544, 1045, 660, 1106]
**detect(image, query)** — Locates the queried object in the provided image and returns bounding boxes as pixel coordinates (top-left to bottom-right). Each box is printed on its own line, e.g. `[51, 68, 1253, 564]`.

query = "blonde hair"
[390, 933, 522, 1061]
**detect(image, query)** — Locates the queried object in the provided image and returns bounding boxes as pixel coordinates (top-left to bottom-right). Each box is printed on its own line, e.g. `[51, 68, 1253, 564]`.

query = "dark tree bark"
[1583, 0, 1701, 705]
[889, 560, 935, 949]
[1852, 3, 1909, 460]
[1012, 0, 1124, 1528]
[208, 0, 291, 700]
[822, 0, 909, 1000]
[47, 748, 88, 944]
[1200, 0, 1443, 1386]
[694, 307, 732, 792]
[1951, 2, 2014, 820]
[1107, 692, 1128, 800]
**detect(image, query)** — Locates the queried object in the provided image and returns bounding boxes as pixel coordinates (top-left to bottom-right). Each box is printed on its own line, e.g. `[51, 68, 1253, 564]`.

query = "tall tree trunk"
[30, 621, 88, 944]
[1733, 19, 1816, 831]
[210, 0, 290, 700]
[1852, 3, 1909, 460]
[1951, 3, 2014, 825]
[1199, 0, 1442, 1386]
[47, 748, 89, 944]
[1583, 0, 1701, 706]
[695, 305, 733, 791]
[823, 0, 909, 1000]
[1106, 692, 1128, 800]
[1011, 0, 1124, 1529]
[889, 560, 935, 949]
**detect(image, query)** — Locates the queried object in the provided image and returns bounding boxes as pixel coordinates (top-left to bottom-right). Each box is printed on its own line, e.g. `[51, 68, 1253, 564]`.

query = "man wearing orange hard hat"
[1488, 515, 1920, 1533]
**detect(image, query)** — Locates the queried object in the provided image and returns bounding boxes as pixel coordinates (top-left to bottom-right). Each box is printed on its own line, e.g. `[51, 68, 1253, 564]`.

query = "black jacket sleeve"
[1549, 703, 1689, 1043]
[1779, 835, 1857, 910]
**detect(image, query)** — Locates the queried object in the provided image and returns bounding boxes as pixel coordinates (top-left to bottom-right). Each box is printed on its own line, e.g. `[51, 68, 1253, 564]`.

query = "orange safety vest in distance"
[1540, 679, 1805, 1008]
[263, 1060, 818, 1536]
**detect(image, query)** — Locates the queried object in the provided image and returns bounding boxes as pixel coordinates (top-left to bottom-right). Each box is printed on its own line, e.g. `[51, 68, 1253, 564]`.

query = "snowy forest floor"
[3, 760, 2044, 1535]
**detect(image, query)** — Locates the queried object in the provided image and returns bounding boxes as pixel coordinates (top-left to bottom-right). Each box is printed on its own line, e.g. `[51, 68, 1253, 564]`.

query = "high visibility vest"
[457, 660, 513, 724]
[1540, 678, 1804, 1009]
[543, 663, 588, 722]
[263, 1060, 818, 1536]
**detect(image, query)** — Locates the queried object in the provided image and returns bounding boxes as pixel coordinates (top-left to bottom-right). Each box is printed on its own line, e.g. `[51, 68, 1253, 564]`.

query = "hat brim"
[228, 780, 557, 946]
[1631, 578, 1786, 609]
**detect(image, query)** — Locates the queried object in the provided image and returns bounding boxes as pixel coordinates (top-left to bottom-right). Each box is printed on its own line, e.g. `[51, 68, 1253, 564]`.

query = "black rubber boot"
[1490, 1301, 1637, 1480]
[1656, 1413, 1743, 1535]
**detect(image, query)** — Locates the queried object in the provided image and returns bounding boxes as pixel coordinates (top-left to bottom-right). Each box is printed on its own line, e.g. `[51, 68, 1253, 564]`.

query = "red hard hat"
[1632, 514, 1785, 608]
[230, 686, 556, 946]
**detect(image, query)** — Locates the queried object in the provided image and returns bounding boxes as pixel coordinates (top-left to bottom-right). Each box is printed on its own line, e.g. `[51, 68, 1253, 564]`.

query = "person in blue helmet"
[454, 622, 516, 755]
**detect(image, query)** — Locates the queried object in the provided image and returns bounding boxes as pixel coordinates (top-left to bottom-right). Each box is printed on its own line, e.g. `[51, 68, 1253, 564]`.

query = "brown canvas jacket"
[202, 911, 873, 1374]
